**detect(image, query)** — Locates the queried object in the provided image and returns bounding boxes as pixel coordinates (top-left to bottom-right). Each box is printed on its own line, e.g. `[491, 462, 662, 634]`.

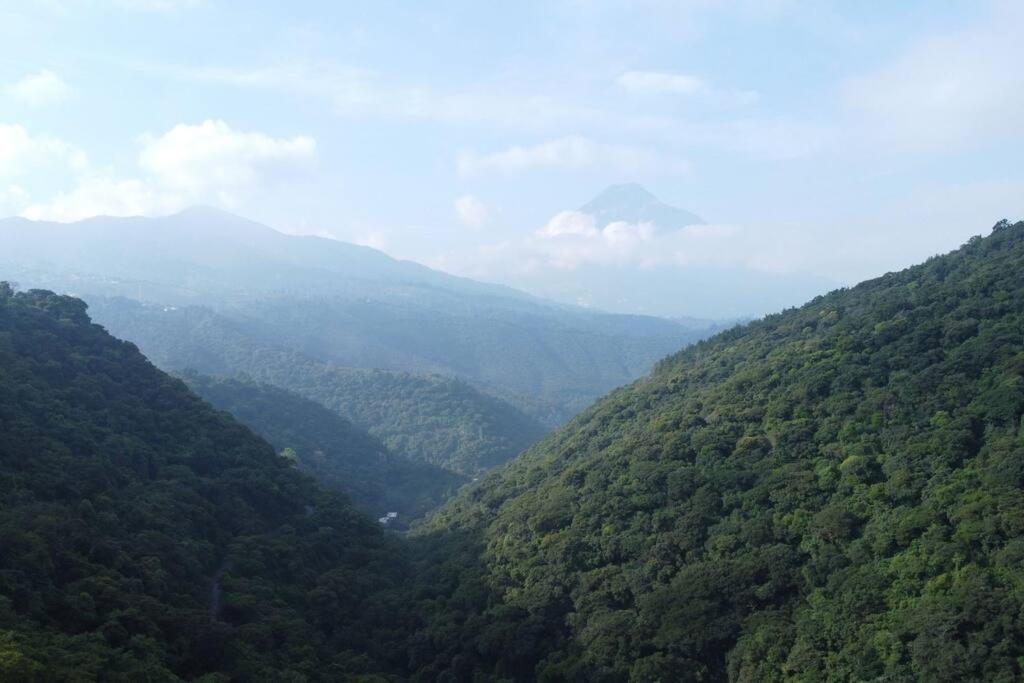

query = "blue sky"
[2, 0, 1022, 306]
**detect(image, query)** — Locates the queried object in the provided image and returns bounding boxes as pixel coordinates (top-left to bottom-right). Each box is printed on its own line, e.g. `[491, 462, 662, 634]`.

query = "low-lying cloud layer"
[438, 206, 754, 280]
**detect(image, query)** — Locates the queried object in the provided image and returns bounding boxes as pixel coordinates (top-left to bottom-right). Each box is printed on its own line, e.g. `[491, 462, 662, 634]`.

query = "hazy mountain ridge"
[90, 296, 548, 475]
[580, 182, 705, 229]
[0, 208, 715, 425]
[0, 207, 524, 304]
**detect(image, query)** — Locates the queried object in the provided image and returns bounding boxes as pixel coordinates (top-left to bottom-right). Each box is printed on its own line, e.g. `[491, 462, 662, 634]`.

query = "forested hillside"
[6, 219, 1023, 681]
[183, 374, 466, 521]
[0, 285, 408, 679]
[85, 294, 707, 428]
[271, 367, 545, 477]
[409, 220, 1024, 681]
[89, 299, 547, 475]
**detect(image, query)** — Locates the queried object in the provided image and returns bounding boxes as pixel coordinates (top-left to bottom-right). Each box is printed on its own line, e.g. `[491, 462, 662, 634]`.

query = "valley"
[4, 4, 1021, 680]
[1, 219, 1021, 680]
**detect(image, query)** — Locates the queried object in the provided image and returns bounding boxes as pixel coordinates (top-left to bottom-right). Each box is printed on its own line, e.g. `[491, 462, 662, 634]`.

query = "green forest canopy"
[1, 218, 1023, 681]
[183, 373, 465, 522]
[0, 286, 412, 679]
[87, 298, 548, 476]
[408, 220, 1024, 681]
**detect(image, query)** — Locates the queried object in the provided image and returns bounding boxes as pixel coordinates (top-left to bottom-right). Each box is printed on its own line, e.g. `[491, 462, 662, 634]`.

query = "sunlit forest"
[2, 2, 1023, 681]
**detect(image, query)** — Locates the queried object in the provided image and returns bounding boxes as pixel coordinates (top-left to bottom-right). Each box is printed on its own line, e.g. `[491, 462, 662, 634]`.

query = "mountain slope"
[0, 206, 518, 304]
[580, 183, 704, 228]
[278, 368, 546, 476]
[90, 297, 547, 475]
[0, 209, 713, 422]
[0, 285, 407, 679]
[410, 220, 1024, 681]
[183, 374, 466, 521]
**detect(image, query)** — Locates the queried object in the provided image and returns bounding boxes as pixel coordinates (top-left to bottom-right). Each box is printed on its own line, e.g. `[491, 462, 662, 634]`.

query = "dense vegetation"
[408, 220, 1024, 681]
[0, 208, 714, 426]
[183, 374, 465, 521]
[88, 300, 548, 475]
[211, 295, 704, 424]
[5, 219, 1024, 681]
[269, 367, 544, 477]
[0, 286, 412, 680]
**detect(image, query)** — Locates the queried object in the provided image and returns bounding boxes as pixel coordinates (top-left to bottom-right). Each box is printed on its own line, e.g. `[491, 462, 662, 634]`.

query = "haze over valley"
[0, 206, 721, 426]
[1, 2, 1023, 680]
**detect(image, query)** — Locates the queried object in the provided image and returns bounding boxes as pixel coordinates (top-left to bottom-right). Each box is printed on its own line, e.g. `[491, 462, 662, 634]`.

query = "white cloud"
[138, 119, 316, 204]
[457, 136, 687, 177]
[533, 212, 661, 269]
[454, 195, 489, 229]
[0, 124, 87, 179]
[537, 210, 598, 238]
[617, 70, 703, 95]
[441, 202, 793, 283]
[6, 120, 317, 221]
[0, 125, 167, 221]
[0, 124, 91, 217]
[0, 124, 87, 217]
[6, 70, 72, 106]
[21, 177, 175, 222]
[471, 208, 743, 273]
[0, 185, 29, 214]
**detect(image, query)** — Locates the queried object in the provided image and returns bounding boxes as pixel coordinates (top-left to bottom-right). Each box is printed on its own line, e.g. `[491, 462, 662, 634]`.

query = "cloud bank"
[3, 120, 316, 221]
[138, 119, 316, 204]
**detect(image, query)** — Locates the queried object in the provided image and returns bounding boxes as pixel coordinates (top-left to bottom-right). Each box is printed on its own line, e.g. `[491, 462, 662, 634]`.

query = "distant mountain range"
[0, 206, 521, 305]
[0, 208, 720, 472]
[93, 295, 549, 476]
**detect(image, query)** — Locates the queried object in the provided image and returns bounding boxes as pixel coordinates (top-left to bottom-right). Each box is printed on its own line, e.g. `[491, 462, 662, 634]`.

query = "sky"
[1, 0, 1023, 309]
